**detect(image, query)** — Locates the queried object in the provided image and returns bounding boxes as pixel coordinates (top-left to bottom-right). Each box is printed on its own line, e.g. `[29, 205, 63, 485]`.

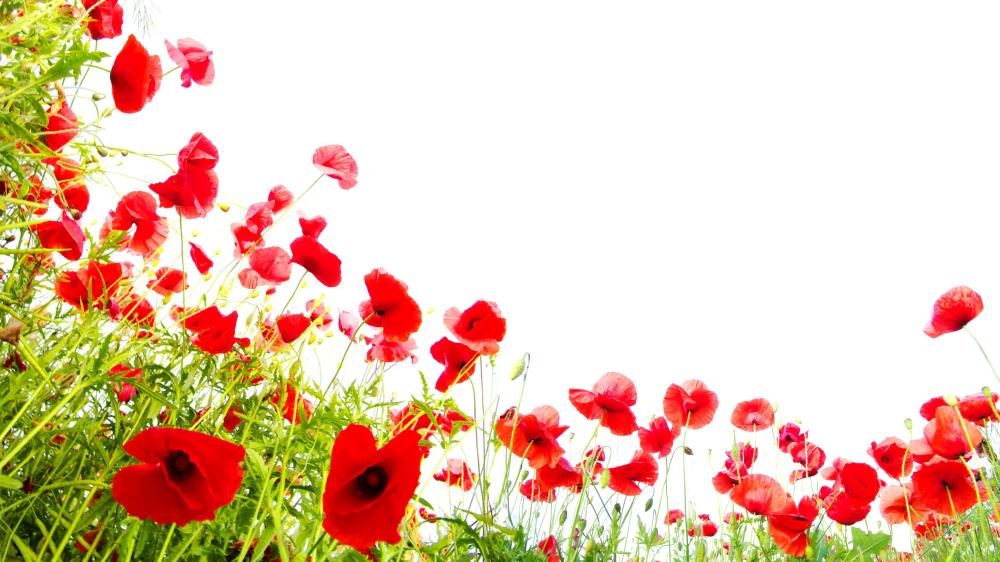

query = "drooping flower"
[662, 379, 719, 430]
[923, 405, 983, 459]
[177, 132, 219, 171]
[730, 474, 787, 516]
[43, 100, 78, 152]
[109, 364, 141, 403]
[638, 416, 681, 458]
[788, 441, 827, 482]
[911, 460, 980, 516]
[364, 332, 418, 364]
[54, 260, 130, 310]
[359, 268, 422, 342]
[494, 405, 568, 470]
[568, 372, 639, 436]
[519, 479, 556, 502]
[32, 212, 85, 260]
[110, 35, 162, 114]
[164, 38, 215, 88]
[338, 309, 361, 339]
[730, 398, 775, 432]
[433, 458, 476, 491]
[443, 300, 506, 355]
[605, 451, 658, 496]
[189, 242, 213, 274]
[322, 425, 422, 553]
[268, 185, 293, 212]
[270, 382, 313, 424]
[290, 236, 342, 287]
[276, 313, 311, 344]
[102, 191, 168, 257]
[147, 267, 187, 296]
[312, 145, 358, 189]
[923, 286, 983, 338]
[111, 427, 245, 525]
[81, 0, 123, 40]
[430, 337, 477, 393]
[868, 437, 914, 480]
[767, 496, 819, 557]
[149, 167, 219, 219]
[298, 215, 327, 238]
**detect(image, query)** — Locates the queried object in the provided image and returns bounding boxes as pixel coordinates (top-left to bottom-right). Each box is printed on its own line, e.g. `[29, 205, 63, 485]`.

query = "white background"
[91, 0, 1000, 537]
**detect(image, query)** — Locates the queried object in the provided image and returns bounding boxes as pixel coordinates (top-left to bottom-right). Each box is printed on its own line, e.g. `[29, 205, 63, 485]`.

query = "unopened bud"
[682, 446, 694, 455]
[218, 203, 230, 212]
[510, 353, 529, 381]
[558, 510, 567, 525]
[644, 497, 654, 512]
[600, 468, 611, 488]
[91, 92, 105, 101]
[95, 145, 109, 157]
[983, 387, 993, 399]
[944, 395, 960, 407]
[903, 418, 912, 431]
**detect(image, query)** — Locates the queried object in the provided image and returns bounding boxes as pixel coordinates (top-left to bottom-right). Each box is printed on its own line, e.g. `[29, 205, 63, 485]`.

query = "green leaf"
[0, 473, 21, 489]
[851, 528, 892, 560]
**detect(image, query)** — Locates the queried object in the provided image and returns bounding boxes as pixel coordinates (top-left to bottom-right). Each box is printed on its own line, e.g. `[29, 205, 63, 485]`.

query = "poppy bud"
[613, 503, 622, 515]
[682, 446, 694, 455]
[644, 497, 654, 511]
[218, 203, 230, 212]
[559, 510, 567, 524]
[944, 395, 960, 406]
[510, 353, 529, 381]
[600, 468, 611, 488]
[96, 145, 109, 157]
[695, 541, 707, 562]
[904, 418, 912, 431]
[984, 387, 993, 399]
[92, 92, 105, 101]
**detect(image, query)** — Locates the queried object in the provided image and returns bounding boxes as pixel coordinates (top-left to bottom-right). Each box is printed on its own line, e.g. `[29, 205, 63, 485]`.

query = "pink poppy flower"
[568, 372, 639, 436]
[165, 38, 215, 88]
[924, 286, 983, 338]
[443, 300, 506, 355]
[312, 145, 358, 189]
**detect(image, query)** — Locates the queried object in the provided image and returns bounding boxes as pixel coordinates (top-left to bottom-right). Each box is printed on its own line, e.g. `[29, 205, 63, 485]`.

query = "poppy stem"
[966, 329, 1000, 386]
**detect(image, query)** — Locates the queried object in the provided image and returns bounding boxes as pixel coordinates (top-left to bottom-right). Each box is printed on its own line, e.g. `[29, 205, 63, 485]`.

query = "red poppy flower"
[879, 483, 927, 525]
[731, 398, 775, 432]
[177, 132, 219, 171]
[150, 166, 219, 219]
[568, 372, 639, 436]
[223, 408, 244, 432]
[165, 38, 215, 88]
[536, 457, 584, 493]
[443, 300, 506, 355]
[923, 405, 983, 459]
[276, 313, 311, 344]
[271, 382, 313, 424]
[109, 364, 141, 403]
[537, 536, 560, 562]
[298, 215, 327, 238]
[189, 242, 213, 274]
[364, 333, 417, 364]
[103, 192, 168, 257]
[290, 236, 342, 287]
[110, 35, 162, 114]
[919, 396, 949, 421]
[54, 181, 89, 215]
[494, 405, 568, 470]
[359, 268, 422, 342]
[43, 100, 78, 152]
[688, 514, 719, 538]
[322, 424, 422, 553]
[911, 460, 980, 516]
[924, 286, 983, 338]
[242, 202, 274, 236]
[119, 293, 155, 327]
[433, 458, 476, 491]
[868, 437, 913, 479]
[32, 212, 84, 260]
[313, 145, 358, 189]
[730, 474, 788, 516]
[665, 509, 685, 525]
[111, 427, 245, 526]
[5, 175, 53, 216]
[605, 451, 658, 496]
[662, 379, 719, 430]
[430, 337, 477, 392]
[519, 479, 556, 502]
[247, 246, 291, 285]
[638, 416, 682, 458]
[147, 267, 187, 296]
[81, 0, 123, 40]
[55, 260, 130, 310]
[268, 185, 293, 212]
[767, 496, 819, 557]
[182, 306, 248, 354]
[305, 299, 333, 330]
[837, 462, 880, 506]
[788, 441, 826, 482]
[958, 392, 1000, 425]
[713, 443, 757, 493]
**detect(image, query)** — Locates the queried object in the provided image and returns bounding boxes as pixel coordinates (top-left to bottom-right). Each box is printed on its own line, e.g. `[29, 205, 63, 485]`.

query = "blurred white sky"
[90, 0, 1000, 536]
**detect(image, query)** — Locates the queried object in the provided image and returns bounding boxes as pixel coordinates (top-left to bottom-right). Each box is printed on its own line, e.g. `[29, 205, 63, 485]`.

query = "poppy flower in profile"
[788, 441, 826, 482]
[767, 496, 819, 557]
[147, 267, 187, 297]
[189, 242, 213, 274]
[338, 309, 361, 339]
[43, 100, 78, 152]
[730, 474, 788, 516]
[165, 38, 215, 88]
[268, 185, 293, 212]
[879, 483, 927, 525]
[923, 405, 983, 459]
[276, 313, 311, 344]
[494, 405, 569, 470]
[957, 392, 1000, 425]
[223, 408, 244, 432]
[81, 0, 123, 40]
[32, 212, 85, 260]
[119, 293, 155, 327]
[638, 416, 682, 458]
[433, 458, 476, 491]
[568, 372, 639, 436]
[364, 333, 417, 364]
[182, 306, 249, 354]
[149, 168, 219, 219]
[662, 379, 719, 430]
[247, 247, 292, 286]
[298, 214, 327, 238]
[537, 536, 560, 562]
[359, 268, 422, 342]
[103, 191, 168, 257]
[322, 424, 422, 553]
[110, 35, 162, 114]
[111, 427, 245, 526]
[304, 299, 333, 330]
[731, 398, 775, 432]
[270, 382, 313, 424]
[177, 132, 219, 171]
[919, 396, 949, 421]
[911, 460, 979, 516]
[924, 286, 983, 338]
[313, 145, 358, 189]
[55, 260, 130, 310]
[605, 451, 658, 496]
[290, 236, 342, 287]
[519, 479, 556, 503]
[109, 364, 141, 403]
[868, 437, 913, 479]
[443, 300, 506, 355]
[665, 509, 685, 525]
[688, 514, 719, 538]
[536, 457, 585, 493]
[430, 337, 477, 393]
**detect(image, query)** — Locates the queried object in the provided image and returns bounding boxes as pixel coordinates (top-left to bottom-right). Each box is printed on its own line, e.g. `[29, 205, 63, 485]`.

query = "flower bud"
[510, 353, 529, 381]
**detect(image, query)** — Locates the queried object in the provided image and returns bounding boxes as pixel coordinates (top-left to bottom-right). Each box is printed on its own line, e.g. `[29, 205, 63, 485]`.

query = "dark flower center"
[165, 450, 196, 482]
[355, 466, 388, 498]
